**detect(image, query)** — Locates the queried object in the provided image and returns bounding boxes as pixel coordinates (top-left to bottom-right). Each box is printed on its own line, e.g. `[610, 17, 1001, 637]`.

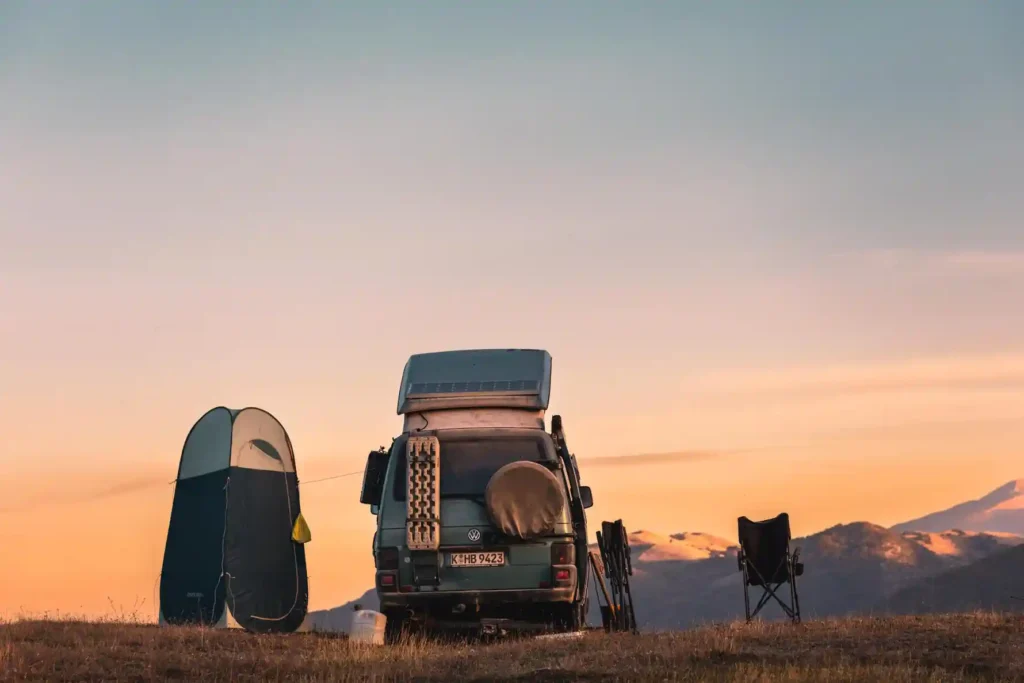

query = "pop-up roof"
[397, 349, 552, 414]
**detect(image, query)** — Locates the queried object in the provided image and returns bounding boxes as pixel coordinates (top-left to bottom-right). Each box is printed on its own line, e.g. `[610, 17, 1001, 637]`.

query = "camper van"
[359, 349, 593, 641]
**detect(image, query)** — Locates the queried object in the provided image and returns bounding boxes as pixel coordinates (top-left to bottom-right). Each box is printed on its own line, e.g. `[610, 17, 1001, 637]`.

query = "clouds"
[583, 451, 722, 468]
[0, 476, 170, 515]
[694, 351, 1024, 399]
[858, 249, 1024, 279]
[582, 445, 824, 468]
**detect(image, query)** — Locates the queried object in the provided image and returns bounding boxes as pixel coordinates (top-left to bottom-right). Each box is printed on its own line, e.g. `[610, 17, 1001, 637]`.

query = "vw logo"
[467, 528, 481, 542]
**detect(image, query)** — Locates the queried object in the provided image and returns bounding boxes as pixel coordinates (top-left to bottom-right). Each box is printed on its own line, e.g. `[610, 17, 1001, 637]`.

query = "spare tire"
[485, 461, 565, 539]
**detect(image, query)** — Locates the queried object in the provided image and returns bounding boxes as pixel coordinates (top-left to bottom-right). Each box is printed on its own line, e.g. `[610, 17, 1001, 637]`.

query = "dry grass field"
[2, 613, 1023, 682]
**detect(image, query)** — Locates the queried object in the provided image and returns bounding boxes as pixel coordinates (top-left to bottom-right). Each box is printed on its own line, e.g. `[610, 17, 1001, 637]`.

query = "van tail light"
[376, 547, 400, 570]
[377, 571, 397, 592]
[551, 542, 575, 586]
[551, 542, 575, 566]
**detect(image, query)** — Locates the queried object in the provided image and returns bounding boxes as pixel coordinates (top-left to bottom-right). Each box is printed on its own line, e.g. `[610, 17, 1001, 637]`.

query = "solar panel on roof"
[397, 349, 552, 414]
[407, 379, 540, 396]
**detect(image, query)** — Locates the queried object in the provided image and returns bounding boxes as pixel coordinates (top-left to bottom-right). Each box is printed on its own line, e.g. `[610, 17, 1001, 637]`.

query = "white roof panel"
[397, 349, 552, 414]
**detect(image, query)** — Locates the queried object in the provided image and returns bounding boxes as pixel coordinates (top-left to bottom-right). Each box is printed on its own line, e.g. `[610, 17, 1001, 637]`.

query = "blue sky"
[4, 2, 1022, 256]
[3, 0, 1023, 427]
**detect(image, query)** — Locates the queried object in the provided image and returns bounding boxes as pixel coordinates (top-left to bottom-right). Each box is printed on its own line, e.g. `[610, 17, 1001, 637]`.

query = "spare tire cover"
[485, 461, 565, 539]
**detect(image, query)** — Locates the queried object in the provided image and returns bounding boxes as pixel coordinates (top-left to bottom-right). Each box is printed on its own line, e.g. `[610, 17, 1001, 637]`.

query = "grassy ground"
[2, 613, 1022, 682]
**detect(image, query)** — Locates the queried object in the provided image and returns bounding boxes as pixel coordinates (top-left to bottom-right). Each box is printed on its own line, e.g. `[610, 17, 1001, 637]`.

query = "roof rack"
[397, 349, 552, 415]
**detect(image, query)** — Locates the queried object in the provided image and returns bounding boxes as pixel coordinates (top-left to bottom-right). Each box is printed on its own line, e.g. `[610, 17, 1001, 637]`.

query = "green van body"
[361, 350, 592, 638]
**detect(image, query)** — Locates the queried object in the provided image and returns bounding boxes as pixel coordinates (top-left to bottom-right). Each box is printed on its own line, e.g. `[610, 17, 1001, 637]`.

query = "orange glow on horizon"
[2, 352, 1021, 619]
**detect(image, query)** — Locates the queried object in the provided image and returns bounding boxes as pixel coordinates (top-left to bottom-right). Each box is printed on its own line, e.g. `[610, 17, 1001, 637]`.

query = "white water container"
[349, 610, 387, 645]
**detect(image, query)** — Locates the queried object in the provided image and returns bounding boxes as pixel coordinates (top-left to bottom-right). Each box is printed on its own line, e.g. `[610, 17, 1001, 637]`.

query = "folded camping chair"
[737, 513, 803, 624]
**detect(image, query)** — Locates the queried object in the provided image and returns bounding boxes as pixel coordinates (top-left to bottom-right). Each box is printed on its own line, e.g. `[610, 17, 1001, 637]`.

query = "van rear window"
[392, 438, 552, 500]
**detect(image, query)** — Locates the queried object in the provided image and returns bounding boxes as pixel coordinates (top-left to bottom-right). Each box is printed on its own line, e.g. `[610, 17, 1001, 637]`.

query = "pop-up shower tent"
[159, 406, 310, 633]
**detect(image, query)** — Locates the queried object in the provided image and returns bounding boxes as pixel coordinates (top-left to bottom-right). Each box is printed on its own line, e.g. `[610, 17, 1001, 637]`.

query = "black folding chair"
[596, 520, 638, 634]
[737, 513, 803, 624]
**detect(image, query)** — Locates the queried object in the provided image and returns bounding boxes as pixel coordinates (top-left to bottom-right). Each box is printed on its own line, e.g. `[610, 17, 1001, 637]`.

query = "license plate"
[449, 551, 505, 567]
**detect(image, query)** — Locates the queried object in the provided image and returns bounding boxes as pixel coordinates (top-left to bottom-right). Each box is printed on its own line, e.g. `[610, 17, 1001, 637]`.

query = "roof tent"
[159, 407, 309, 633]
[396, 349, 552, 415]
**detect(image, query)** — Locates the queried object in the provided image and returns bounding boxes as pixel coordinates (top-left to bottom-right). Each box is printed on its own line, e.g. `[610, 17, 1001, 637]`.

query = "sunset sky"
[2, 2, 1023, 619]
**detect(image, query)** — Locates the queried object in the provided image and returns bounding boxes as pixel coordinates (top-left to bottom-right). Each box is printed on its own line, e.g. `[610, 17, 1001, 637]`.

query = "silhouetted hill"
[625, 530, 738, 562]
[307, 588, 377, 633]
[614, 522, 1024, 628]
[885, 544, 1024, 615]
[622, 522, 959, 628]
[898, 529, 1022, 566]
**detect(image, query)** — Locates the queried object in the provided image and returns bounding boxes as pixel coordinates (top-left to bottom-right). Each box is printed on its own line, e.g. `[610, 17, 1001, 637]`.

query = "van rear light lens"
[551, 542, 575, 566]
[377, 571, 397, 592]
[554, 568, 571, 582]
[376, 547, 400, 570]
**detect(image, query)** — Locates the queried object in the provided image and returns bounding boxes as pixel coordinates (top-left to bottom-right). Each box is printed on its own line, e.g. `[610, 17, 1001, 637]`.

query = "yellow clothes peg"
[291, 512, 311, 544]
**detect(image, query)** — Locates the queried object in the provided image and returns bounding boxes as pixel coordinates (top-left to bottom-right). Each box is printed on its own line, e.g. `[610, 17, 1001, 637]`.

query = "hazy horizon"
[2, 1, 1023, 618]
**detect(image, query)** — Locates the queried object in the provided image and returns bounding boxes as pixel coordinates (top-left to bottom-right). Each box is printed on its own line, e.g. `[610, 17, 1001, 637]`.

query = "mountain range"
[310, 479, 1024, 632]
[891, 479, 1024, 535]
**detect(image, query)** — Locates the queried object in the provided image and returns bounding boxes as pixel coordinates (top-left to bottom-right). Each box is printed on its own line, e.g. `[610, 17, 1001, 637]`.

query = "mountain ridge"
[891, 479, 1024, 534]
[885, 543, 1024, 615]
[309, 479, 1024, 631]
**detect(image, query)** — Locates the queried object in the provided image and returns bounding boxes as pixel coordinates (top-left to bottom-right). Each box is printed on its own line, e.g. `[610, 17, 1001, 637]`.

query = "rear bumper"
[377, 565, 577, 609]
[380, 586, 575, 609]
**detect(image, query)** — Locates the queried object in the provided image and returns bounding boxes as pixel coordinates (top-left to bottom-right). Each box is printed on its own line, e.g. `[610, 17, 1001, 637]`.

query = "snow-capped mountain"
[891, 480, 1024, 534]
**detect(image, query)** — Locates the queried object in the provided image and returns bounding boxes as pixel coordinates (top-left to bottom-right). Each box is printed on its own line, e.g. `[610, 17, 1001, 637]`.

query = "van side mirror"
[360, 449, 389, 506]
[580, 485, 594, 509]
